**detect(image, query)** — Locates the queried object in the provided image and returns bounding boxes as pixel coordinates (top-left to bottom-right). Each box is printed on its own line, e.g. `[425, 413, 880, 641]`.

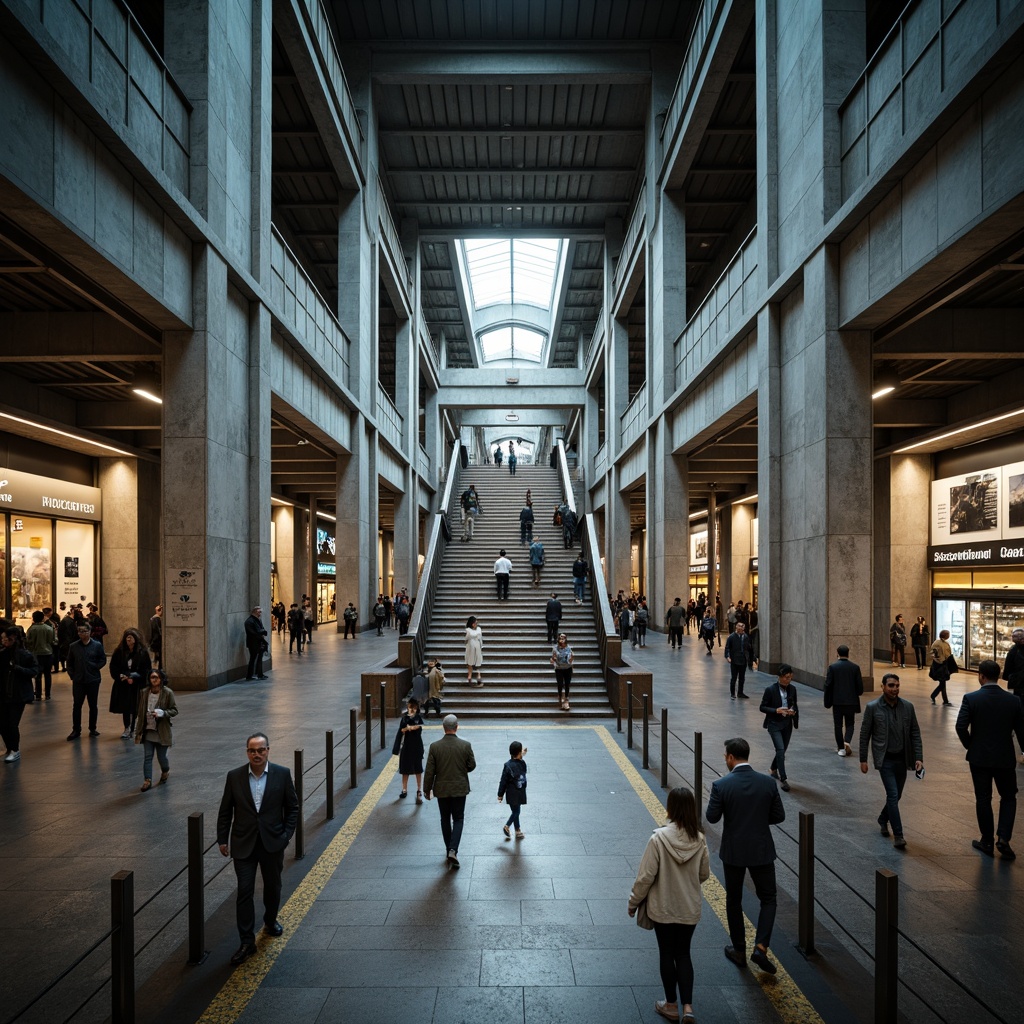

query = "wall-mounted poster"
[690, 530, 708, 570]
[1003, 461, 1024, 538]
[931, 467, 1000, 544]
[166, 567, 205, 626]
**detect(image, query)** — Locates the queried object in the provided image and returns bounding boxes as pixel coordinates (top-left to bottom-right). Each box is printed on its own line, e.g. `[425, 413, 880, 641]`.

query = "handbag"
[928, 662, 948, 682]
[635, 899, 654, 930]
[945, 655, 959, 675]
[391, 731, 403, 756]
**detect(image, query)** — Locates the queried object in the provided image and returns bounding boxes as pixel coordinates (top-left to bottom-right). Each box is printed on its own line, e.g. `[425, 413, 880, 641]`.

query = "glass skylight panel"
[479, 326, 545, 362]
[463, 238, 561, 310]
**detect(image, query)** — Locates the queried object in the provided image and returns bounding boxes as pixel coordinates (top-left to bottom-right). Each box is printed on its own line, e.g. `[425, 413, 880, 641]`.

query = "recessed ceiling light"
[296, 438, 309, 445]
[893, 407, 1024, 452]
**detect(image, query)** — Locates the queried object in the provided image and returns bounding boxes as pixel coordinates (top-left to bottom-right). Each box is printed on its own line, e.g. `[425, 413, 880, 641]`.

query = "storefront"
[928, 454, 1024, 669]
[688, 520, 720, 602]
[0, 468, 102, 625]
[316, 519, 336, 623]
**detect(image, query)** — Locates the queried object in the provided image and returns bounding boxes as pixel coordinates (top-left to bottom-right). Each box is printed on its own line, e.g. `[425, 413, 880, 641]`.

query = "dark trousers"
[653, 921, 697, 1005]
[0, 701, 27, 752]
[343, 619, 356, 638]
[723, 861, 777, 952]
[495, 573, 509, 600]
[832, 707, 856, 749]
[913, 644, 927, 669]
[729, 662, 747, 697]
[669, 627, 682, 648]
[520, 523, 532, 544]
[970, 763, 1018, 843]
[436, 795, 467, 854]
[878, 756, 908, 836]
[555, 667, 572, 698]
[34, 654, 53, 699]
[71, 679, 100, 733]
[375, 617, 385, 635]
[767, 720, 793, 780]
[246, 645, 264, 679]
[547, 621, 560, 642]
[289, 629, 303, 654]
[929, 677, 950, 703]
[233, 836, 284, 944]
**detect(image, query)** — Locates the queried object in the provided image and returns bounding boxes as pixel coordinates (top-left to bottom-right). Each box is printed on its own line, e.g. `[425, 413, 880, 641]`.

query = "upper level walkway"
[2, 623, 1020, 1024]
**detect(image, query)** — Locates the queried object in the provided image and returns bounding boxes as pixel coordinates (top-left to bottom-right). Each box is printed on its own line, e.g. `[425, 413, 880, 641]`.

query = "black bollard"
[693, 731, 702, 799]
[187, 813, 208, 964]
[660, 708, 668, 789]
[875, 869, 898, 1023]
[626, 680, 634, 749]
[350, 707, 358, 788]
[798, 811, 815, 954]
[111, 870, 135, 1024]
[364, 694, 372, 770]
[326, 731, 335, 821]
[642, 694, 649, 769]
[294, 749, 304, 859]
[380, 681, 387, 748]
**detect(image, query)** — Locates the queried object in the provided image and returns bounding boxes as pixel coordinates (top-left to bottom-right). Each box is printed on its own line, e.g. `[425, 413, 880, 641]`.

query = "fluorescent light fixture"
[689, 511, 706, 520]
[893, 407, 1024, 453]
[871, 384, 896, 400]
[734, 493, 759, 505]
[872, 367, 900, 400]
[317, 512, 337, 522]
[505, 412, 520, 422]
[132, 387, 162, 404]
[0, 412, 133, 456]
[271, 497, 295, 507]
[131, 371, 162, 404]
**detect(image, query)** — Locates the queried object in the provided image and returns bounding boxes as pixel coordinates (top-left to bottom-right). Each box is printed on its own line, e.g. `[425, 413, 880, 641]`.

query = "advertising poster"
[1003, 460, 1024, 538]
[690, 529, 708, 571]
[931, 467, 1000, 544]
[56, 521, 95, 610]
[167, 567, 205, 626]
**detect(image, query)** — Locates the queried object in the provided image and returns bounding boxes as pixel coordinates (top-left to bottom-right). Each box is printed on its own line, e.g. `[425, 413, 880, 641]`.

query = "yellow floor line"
[195, 758, 398, 1024]
[594, 726, 826, 1024]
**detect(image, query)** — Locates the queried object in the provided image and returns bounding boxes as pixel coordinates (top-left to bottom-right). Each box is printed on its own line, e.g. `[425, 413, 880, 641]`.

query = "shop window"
[11, 517, 53, 623]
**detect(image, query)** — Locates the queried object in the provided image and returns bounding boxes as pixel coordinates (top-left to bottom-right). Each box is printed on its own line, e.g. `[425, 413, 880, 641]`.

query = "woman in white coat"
[464, 615, 483, 687]
[628, 787, 709, 1024]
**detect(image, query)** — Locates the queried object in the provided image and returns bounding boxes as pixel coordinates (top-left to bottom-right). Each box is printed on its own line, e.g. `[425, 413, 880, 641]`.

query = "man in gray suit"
[217, 732, 299, 964]
[424, 714, 476, 868]
[706, 737, 786, 975]
[956, 659, 1024, 859]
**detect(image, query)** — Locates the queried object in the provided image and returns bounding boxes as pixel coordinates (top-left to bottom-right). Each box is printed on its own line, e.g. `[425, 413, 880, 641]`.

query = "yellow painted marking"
[196, 758, 398, 1024]
[594, 726, 826, 1024]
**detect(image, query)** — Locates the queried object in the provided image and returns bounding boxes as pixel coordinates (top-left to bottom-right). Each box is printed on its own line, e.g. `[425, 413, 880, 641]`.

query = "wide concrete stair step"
[427, 464, 610, 718]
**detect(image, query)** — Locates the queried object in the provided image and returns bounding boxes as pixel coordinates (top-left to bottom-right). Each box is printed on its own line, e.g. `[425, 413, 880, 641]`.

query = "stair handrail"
[555, 438, 577, 516]
[580, 513, 621, 673]
[399, 441, 463, 668]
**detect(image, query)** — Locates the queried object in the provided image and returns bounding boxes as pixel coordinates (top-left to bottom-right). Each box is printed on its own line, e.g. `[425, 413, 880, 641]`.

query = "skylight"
[463, 238, 561, 310]
[479, 326, 545, 362]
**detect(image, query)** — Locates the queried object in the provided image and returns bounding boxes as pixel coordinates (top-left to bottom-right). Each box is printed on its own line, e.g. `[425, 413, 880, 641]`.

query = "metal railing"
[837, 0, 1017, 202]
[418, 309, 439, 360]
[585, 308, 604, 366]
[377, 175, 411, 289]
[376, 384, 404, 452]
[399, 440, 463, 669]
[673, 227, 757, 391]
[660, 0, 726, 152]
[417, 443, 432, 481]
[619, 381, 648, 450]
[270, 225, 352, 389]
[594, 441, 608, 479]
[613, 182, 647, 298]
[297, 0, 365, 165]
[16, 0, 191, 193]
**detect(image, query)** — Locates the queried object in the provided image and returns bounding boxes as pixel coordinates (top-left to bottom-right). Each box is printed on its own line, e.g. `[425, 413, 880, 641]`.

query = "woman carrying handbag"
[928, 629, 955, 705]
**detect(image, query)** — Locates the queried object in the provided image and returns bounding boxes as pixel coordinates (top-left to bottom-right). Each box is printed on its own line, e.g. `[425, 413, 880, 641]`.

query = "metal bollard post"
[875, 869, 899, 1024]
[693, 731, 702, 799]
[380, 681, 387, 748]
[642, 694, 649, 769]
[350, 708, 358, 788]
[110, 870, 135, 1024]
[187, 813, 208, 965]
[616, 701, 622, 733]
[660, 708, 668, 789]
[364, 694, 372, 770]
[798, 811, 815, 954]
[626, 680, 634, 749]
[294, 749, 304, 859]
[326, 731, 335, 821]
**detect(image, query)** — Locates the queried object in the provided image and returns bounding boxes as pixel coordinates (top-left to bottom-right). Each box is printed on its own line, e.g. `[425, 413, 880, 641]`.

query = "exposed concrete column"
[648, 420, 688, 625]
[708, 486, 718, 618]
[163, 245, 268, 688]
[608, 466, 632, 598]
[755, 0, 779, 286]
[98, 458, 160, 643]
[394, 317, 414, 457]
[272, 505, 303, 604]
[392, 468, 418, 597]
[650, 188, 687, 401]
[585, 387, 601, 480]
[718, 494, 733, 610]
[608, 317, 629, 451]
[338, 190, 373, 400]
[757, 302, 782, 673]
[729, 502, 756, 607]
[761, 246, 873, 686]
[307, 494, 318, 628]
[874, 454, 931, 661]
[248, 301, 272, 647]
[337, 414, 376, 629]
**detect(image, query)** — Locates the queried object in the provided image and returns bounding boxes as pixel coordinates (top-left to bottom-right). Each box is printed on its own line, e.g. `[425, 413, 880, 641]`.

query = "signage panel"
[0, 467, 102, 521]
[166, 567, 205, 626]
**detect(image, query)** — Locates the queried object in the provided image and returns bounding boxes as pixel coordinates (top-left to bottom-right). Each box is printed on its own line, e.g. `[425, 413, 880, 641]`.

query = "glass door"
[935, 599, 966, 668]
[969, 601, 997, 669]
[995, 603, 1024, 665]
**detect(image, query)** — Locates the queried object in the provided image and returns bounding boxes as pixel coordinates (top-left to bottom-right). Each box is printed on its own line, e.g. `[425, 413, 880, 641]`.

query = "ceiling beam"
[872, 398, 948, 428]
[384, 166, 639, 178]
[380, 127, 643, 139]
[395, 198, 631, 209]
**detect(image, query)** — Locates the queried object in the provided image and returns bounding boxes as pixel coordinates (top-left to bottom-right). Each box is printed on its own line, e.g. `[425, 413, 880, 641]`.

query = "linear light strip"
[893, 407, 1024, 453]
[0, 412, 133, 456]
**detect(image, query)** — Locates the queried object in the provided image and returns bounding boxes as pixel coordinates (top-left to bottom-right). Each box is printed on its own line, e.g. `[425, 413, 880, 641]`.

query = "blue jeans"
[767, 721, 793, 781]
[143, 740, 170, 781]
[573, 577, 585, 601]
[878, 756, 908, 836]
[505, 803, 522, 830]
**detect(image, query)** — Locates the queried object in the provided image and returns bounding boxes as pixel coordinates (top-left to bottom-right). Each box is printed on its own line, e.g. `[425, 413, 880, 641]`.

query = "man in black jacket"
[545, 593, 562, 642]
[1003, 628, 1024, 703]
[760, 665, 799, 791]
[824, 645, 864, 757]
[955, 659, 1024, 859]
[217, 732, 299, 964]
[244, 606, 268, 680]
[706, 736, 786, 975]
[67, 624, 107, 740]
[723, 622, 756, 699]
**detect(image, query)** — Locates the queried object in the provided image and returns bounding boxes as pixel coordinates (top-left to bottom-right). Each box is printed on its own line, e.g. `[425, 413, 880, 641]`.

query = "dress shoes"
[89, 729, 100, 737]
[878, 817, 890, 837]
[780, 780, 791, 792]
[66, 731, 81, 741]
[751, 947, 777, 974]
[996, 840, 1016, 860]
[264, 921, 284, 937]
[972, 839, 994, 856]
[892, 835, 907, 849]
[723, 945, 747, 969]
[230, 942, 258, 965]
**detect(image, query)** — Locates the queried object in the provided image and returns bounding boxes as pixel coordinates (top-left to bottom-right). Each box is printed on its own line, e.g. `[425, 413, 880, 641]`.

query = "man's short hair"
[499, 549, 506, 557]
[778, 663, 793, 677]
[77, 625, 91, 634]
[881, 673, 900, 686]
[251, 606, 261, 614]
[1013, 628, 1024, 639]
[246, 732, 269, 748]
[442, 714, 459, 733]
[978, 659, 1000, 682]
[724, 737, 750, 760]
[837, 645, 850, 657]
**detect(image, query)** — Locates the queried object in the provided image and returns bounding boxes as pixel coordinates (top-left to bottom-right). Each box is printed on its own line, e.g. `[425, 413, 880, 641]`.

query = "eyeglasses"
[247, 746, 269, 754]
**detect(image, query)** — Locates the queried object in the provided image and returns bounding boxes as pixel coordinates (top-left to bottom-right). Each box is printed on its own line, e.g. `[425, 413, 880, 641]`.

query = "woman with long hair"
[395, 697, 425, 803]
[135, 668, 177, 791]
[465, 616, 483, 687]
[109, 628, 152, 739]
[628, 787, 709, 1024]
[1, 626, 37, 762]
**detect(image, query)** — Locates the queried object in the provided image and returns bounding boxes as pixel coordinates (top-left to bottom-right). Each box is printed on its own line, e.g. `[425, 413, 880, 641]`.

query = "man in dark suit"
[423, 714, 476, 868]
[723, 621, 756, 699]
[217, 732, 299, 964]
[759, 664, 799, 791]
[706, 736, 786, 975]
[243, 606, 268, 680]
[955, 659, 1024, 859]
[824, 645, 864, 757]
[1003, 628, 1024, 703]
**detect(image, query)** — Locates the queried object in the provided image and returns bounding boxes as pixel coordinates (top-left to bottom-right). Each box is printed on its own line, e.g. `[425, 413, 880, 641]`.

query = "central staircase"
[423, 463, 611, 717]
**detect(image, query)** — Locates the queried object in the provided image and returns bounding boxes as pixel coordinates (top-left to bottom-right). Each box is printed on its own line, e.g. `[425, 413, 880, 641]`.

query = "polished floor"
[2, 623, 1021, 1024]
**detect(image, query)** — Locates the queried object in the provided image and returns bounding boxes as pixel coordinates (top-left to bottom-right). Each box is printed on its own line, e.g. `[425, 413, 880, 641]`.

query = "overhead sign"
[0, 467, 102, 521]
[928, 541, 1024, 568]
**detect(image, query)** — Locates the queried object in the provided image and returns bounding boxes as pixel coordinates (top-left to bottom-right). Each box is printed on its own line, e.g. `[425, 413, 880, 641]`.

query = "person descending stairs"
[425, 463, 610, 717]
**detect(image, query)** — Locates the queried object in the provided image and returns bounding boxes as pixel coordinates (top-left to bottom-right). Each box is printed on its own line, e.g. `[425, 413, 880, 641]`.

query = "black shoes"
[264, 921, 284, 937]
[972, 839, 994, 856]
[893, 835, 907, 850]
[738, 693, 749, 699]
[780, 780, 791, 792]
[723, 946, 747, 969]
[751, 947, 777, 974]
[996, 840, 1016, 860]
[878, 817, 890, 837]
[66, 731, 80, 741]
[89, 729, 100, 737]
[257, 675, 268, 680]
[230, 942, 258, 965]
